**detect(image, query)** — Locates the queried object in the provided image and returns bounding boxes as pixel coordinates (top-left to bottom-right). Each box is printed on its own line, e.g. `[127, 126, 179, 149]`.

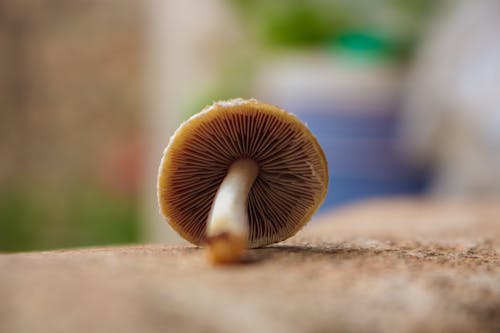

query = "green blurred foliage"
[230, 0, 438, 57]
[231, 0, 345, 48]
[0, 184, 139, 252]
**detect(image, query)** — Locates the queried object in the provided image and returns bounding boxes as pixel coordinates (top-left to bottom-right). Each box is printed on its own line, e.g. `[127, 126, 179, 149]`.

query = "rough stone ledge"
[1, 198, 499, 333]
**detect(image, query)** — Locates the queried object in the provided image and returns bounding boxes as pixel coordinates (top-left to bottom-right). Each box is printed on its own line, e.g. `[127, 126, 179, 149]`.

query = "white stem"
[206, 159, 259, 263]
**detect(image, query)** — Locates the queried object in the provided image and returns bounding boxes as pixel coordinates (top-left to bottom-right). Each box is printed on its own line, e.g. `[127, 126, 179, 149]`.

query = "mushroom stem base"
[206, 232, 247, 264]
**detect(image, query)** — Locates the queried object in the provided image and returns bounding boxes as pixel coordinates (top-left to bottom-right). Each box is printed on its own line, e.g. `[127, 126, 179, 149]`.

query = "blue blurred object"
[301, 101, 428, 210]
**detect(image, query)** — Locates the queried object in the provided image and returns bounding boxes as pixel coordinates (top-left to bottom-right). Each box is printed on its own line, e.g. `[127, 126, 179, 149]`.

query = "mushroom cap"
[158, 98, 328, 248]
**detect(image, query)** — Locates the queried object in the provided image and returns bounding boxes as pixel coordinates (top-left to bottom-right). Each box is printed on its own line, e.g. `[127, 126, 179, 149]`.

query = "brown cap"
[158, 98, 328, 248]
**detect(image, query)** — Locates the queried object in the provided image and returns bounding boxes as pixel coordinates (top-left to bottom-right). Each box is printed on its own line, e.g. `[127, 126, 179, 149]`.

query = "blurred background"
[1, 0, 499, 252]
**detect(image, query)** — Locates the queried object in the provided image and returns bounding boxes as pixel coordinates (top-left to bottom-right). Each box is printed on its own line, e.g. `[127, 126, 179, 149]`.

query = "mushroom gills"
[206, 158, 259, 263]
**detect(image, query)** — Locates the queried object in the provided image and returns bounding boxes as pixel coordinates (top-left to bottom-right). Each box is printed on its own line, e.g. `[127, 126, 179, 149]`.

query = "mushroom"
[158, 98, 328, 264]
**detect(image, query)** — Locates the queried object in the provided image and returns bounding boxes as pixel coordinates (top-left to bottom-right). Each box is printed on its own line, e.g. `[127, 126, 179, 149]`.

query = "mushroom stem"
[206, 159, 259, 264]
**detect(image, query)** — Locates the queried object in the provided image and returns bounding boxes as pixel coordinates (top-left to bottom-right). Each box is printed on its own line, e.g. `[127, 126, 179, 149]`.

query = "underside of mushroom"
[158, 99, 328, 264]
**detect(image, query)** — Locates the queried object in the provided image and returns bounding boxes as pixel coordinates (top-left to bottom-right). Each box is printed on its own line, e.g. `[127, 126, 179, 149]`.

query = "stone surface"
[1, 198, 499, 333]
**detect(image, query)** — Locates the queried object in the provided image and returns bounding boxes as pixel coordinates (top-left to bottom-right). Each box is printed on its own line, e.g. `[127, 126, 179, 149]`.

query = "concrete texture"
[1, 198, 499, 333]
